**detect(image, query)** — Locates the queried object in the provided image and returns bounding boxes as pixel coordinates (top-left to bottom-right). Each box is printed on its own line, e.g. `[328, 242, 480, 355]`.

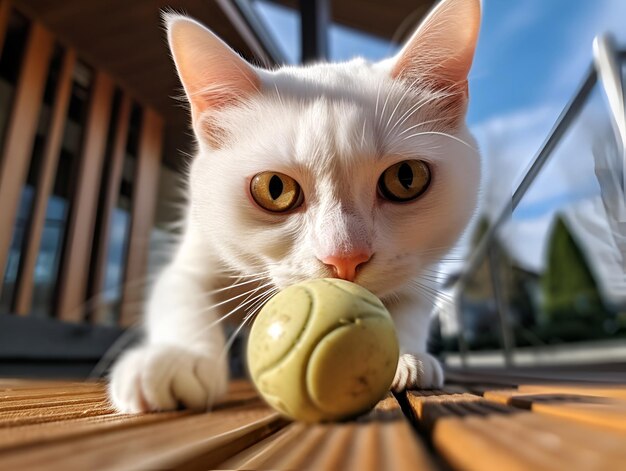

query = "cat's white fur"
[109, 0, 481, 412]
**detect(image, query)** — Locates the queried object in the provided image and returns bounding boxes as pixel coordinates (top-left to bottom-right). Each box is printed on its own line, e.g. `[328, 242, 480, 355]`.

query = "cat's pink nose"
[320, 252, 372, 282]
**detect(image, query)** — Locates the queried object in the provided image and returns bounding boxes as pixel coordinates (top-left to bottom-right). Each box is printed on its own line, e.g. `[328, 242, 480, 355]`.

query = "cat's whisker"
[89, 322, 142, 380]
[211, 266, 272, 278]
[409, 282, 455, 308]
[243, 287, 278, 322]
[188, 284, 273, 347]
[219, 271, 270, 280]
[418, 272, 445, 281]
[383, 76, 421, 137]
[214, 287, 279, 372]
[410, 280, 455, 303]
[208, 312, 256, 406]
[401, 130, 478, 152]
[389, 90, 451, 136]
[195, 281, 275, 316]
[361, 118, 367, 147]
[200, 277, 268, 298]
[396, 117, 450, 137]
[273, 83, 284, 107]
[374, 81, 383, 119]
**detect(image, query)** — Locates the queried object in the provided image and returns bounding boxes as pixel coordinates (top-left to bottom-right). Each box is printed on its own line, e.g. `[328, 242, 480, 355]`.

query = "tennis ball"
[247, 278, 399, 422]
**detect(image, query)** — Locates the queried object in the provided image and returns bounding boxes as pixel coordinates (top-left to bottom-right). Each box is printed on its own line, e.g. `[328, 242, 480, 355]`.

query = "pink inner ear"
[389, 0, 479, 126]
[168, 17, 260, 122]
[391, 0, 480, 89]
[185, 53, 260, 117]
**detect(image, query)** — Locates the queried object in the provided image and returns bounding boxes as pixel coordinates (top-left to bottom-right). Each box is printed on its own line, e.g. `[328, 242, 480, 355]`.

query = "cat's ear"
[165, 14, 260, 122]
[391, 0, 480, 95]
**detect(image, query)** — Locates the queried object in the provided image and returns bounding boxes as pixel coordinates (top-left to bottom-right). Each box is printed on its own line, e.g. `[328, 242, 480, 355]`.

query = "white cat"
[109, 0, 481, 413]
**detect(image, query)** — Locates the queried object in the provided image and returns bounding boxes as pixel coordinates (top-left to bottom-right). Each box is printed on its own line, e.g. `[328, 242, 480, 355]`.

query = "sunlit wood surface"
[0, 377, 625, 470]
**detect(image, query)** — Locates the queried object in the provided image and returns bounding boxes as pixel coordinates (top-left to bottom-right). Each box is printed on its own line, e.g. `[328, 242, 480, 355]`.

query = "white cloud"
[470, 104, 560, 218]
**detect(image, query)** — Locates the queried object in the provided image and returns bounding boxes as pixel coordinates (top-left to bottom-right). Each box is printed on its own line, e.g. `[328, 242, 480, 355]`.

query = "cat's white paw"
[391, 353, 444, 391]
[108, 344, 229, 413]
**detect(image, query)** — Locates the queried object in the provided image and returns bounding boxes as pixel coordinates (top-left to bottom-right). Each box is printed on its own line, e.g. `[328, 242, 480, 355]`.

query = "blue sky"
[468, 0, 625, 124]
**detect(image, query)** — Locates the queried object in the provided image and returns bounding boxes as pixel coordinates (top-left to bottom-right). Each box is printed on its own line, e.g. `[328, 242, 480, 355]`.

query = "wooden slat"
[0, 411, 188, 452]
[0, 392, 107, 412]
[119, 107, 163, 327]
[0, 22, 53, 289]
[403, 389, 519, 433]
[482, 388, 626, 434]
[0, 1, 11, 56]
[533, 401, 626, 435]
[220, 395, 436, 471]
[0, 382, 104, 395]
[518, 384, 626, 401]
[13, 49, 76, 315]
[55, 71, 114, 322]
[433, 413, 626, 471]
[0, 380, 259, 453]
[0, 400, 114, 428]
[0, 403, 284, 470]
[405, 385, 626, 471]
[483, 388, 614, 408]
[90, 94, 131, 324]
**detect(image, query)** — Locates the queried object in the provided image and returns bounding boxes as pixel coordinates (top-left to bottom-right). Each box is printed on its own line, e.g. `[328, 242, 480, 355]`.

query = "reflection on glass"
[0, 45, 64, 314]
[30, 61, 92, 318]
[99, 103, 142, 325]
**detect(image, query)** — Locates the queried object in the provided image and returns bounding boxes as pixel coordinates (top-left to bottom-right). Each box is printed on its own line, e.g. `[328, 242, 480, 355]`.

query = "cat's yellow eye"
[250, 171, 303, 213]
[378, 160, 431, 202]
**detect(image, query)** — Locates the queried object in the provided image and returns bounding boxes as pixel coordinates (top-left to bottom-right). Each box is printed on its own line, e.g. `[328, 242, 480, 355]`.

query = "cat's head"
[166, 0, 481, 299]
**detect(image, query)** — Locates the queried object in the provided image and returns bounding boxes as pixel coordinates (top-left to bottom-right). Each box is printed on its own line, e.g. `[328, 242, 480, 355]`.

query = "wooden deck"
[0, 376, 625, 470]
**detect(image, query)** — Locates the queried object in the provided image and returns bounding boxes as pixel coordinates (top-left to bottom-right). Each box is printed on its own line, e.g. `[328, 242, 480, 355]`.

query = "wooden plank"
[0, 399, 114, 428]
[0, 381, 104, 394]
[0, 22, 53, 289]
[119, 107, 163, 327]
[403, 386, 626, 471]
[0, 393, 106, 412]
[13, 49, 76, 316]
[482, 388, 626, 434]
[90, 94, 131, 324]
[0, 380, 259, 453]
[483, 388, 619, 408]
[0, 1, 11, 56]
[403, 389, 517, 432]
[220, 395, 436, 471]
[0, 411, 188, 452]
[533, 401, 626, 435]
[0, 403, 284, 470]
[518, 384, 626, 401]
[55, 71, 114, 322]
[433, 412, 626, 471]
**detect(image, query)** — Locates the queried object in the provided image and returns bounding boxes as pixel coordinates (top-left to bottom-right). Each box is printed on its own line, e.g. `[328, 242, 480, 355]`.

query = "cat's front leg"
[109, 237, 229, 413]
[387, 291, 444, 391]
